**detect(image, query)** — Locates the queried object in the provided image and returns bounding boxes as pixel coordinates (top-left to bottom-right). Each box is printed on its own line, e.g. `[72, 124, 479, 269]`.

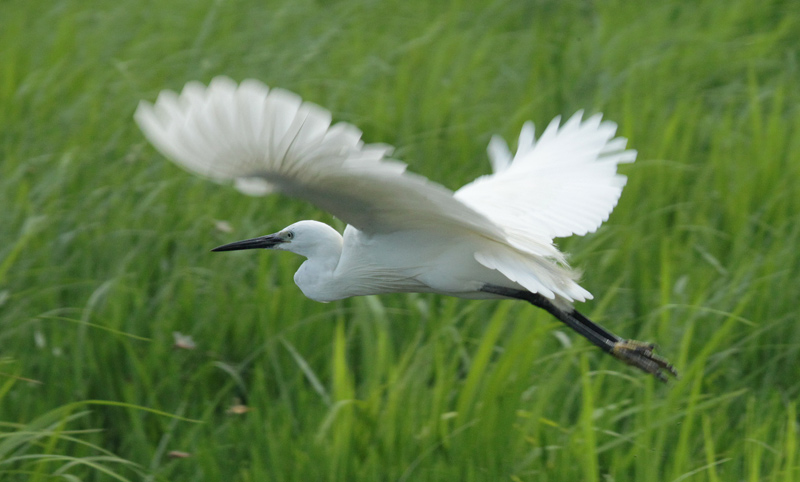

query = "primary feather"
[455, 113, 636, 246]
[135, 77, 497, 237]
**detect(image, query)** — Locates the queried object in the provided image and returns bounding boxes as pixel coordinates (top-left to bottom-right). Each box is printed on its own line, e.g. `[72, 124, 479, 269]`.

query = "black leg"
[480, 284, 678, 382]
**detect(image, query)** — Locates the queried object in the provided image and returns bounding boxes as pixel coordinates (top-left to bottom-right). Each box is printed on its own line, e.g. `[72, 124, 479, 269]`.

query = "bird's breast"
[293, 262, 347, 302]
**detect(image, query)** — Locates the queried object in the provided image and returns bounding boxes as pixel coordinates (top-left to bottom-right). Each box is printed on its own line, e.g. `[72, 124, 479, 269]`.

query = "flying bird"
[135, 77, 676, 381]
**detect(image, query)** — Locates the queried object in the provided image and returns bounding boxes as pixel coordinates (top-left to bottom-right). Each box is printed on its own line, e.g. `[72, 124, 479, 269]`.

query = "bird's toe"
[611, 340, 678, 382]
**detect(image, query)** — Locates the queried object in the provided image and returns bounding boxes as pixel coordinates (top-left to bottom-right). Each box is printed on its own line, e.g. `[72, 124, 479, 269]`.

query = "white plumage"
[135, 76, 634, 302]
[135, 77, 676, 380]
[456, 114, 635, 241]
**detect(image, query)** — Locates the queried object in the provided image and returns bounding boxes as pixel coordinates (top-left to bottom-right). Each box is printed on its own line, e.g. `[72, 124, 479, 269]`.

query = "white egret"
[135, 77, 676, 381]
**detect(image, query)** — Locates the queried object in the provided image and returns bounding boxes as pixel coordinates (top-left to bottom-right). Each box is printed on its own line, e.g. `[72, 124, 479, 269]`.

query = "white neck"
[285, 222, 344, 302]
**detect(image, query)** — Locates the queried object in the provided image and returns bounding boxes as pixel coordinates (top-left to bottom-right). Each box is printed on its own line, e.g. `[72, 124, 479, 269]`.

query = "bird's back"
[329, 225, 574, 301]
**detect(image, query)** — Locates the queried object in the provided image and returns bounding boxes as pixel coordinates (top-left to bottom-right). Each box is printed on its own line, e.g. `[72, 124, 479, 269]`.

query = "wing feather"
[455, 112, 636, 244]
[134, 77, 500, 238]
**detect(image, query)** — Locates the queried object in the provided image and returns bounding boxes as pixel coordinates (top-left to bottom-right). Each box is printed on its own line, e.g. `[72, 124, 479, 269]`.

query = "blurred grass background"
[1, 0, 798, 480]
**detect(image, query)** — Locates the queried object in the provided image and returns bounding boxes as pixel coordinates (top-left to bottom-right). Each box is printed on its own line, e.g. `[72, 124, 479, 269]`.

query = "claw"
[611, 340, 678, 382]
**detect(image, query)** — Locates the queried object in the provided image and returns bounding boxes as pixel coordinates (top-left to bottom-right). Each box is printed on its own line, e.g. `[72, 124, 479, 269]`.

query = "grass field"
[2, 0, 799, 480]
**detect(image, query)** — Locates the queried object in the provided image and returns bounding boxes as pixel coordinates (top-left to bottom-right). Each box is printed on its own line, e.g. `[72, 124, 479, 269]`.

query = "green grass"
[1, 0, 799, 480]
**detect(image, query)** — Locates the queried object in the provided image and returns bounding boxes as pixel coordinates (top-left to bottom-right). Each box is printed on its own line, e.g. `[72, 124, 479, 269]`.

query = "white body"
[135, 77, 636, 306]
[293, 223, 525, 302]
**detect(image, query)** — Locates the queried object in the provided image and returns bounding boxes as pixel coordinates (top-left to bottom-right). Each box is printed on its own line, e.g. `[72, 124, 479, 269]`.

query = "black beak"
[211, 234, 283, 252]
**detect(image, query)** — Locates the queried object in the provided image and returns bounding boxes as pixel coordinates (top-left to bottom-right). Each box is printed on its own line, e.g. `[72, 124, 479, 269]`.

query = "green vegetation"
[1, 0, 798, 480]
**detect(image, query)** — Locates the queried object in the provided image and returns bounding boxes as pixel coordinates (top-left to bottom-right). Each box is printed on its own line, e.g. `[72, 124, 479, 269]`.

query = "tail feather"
[474, 248, 592, 302]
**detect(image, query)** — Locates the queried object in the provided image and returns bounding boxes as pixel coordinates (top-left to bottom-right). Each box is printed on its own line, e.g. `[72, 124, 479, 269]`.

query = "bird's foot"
[611, 340, 678, 382]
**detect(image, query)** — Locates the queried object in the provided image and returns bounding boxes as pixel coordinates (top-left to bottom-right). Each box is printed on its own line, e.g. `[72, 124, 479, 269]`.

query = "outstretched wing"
[135, 77, 499, 238]
[134, 78, 618, 302]
[455, 113, 636, 247]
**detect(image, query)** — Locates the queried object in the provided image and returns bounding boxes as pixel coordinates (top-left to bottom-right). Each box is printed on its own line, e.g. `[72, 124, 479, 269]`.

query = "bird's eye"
[286, 231, 294, 240]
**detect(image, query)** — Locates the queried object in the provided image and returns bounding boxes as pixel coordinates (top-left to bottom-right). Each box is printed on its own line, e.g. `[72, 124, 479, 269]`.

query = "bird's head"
[211, 220, 342, 259]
